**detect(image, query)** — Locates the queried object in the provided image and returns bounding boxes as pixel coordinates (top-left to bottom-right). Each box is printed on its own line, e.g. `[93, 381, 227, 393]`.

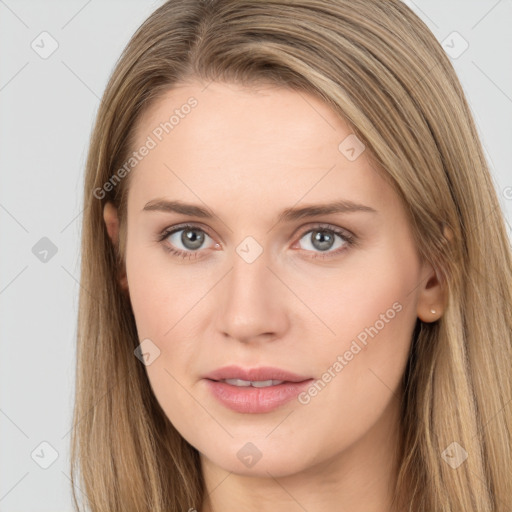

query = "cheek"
[125, 250, 203, 440]
[125, 239, 201, 338]
[125, 243, 210, 402]
[299, 246, 420, 411]
[304, 244, 419, 346]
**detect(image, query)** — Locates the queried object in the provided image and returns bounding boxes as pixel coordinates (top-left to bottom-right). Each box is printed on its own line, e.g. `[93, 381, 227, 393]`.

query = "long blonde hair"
[71, 1, 512, 510]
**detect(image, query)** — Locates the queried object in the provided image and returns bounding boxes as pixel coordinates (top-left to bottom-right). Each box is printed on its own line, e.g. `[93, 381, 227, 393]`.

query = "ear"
[103, 201, 129, 293]
[416, 261, 446, 323]
[103, 201, 119, 245]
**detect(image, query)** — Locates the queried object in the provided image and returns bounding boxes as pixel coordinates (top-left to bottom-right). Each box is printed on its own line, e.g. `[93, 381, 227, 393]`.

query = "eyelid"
[295, 222, 355, 242]
[157, 222, 217, 243]
[157, 222, 356, 258]
[158, 221, 354, 240]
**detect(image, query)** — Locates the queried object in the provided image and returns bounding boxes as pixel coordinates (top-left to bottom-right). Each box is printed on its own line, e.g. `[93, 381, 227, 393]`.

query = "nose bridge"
[230, 241, 270, 301]
[215, 239, 288, 342]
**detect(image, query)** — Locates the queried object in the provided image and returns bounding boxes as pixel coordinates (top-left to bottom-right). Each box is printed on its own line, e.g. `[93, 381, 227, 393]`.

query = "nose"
[215, 246, 290, 344]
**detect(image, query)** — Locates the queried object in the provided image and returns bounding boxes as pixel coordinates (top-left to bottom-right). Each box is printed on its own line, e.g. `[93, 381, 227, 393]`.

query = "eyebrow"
[143, 198, 377, 223]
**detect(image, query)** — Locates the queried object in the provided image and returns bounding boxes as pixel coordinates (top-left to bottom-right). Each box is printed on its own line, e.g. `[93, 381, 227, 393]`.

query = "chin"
[199, 437, 315, 478]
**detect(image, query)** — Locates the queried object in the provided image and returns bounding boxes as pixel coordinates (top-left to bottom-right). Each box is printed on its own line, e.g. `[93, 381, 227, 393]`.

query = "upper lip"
[204, 365, 311, 383]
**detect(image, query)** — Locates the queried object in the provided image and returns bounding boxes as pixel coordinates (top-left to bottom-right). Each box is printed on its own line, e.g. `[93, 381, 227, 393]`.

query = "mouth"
[215, 378, 288, 387]
[203, 365, 311, 383]
[203, 365, 314, 413]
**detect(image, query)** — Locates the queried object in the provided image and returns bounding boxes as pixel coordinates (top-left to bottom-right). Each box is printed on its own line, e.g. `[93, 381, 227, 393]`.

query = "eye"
[158, 224, 217, 260]
[157, 223, 355, 261]
[294, 224, 355, 259]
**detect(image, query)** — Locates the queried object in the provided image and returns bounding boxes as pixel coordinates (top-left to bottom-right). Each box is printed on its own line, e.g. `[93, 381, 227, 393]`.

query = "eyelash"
[156, 223, 356, 261]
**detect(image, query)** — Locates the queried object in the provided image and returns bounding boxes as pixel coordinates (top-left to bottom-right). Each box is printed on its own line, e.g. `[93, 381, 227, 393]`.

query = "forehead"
[134, 80, 350, 152]
[127, 81, 392, 216]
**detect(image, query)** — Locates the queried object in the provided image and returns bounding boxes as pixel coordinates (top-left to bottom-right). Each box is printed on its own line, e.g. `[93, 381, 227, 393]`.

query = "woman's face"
[113, 80, 440, 477]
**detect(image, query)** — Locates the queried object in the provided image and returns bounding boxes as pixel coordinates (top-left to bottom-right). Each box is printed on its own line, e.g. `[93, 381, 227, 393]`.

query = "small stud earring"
[430, 309, 437, 315]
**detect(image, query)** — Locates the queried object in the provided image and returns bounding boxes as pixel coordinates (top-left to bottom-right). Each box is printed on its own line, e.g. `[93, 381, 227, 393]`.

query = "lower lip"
[204, 379, 314, 413]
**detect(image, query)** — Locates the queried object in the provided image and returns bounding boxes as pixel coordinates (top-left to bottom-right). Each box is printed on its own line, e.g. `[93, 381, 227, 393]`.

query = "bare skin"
[103, 80, 444, 512]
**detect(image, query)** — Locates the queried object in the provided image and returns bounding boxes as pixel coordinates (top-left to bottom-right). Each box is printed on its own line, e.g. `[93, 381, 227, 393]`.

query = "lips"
[203, 365, 313, 413]
[203, 365, 311, 383]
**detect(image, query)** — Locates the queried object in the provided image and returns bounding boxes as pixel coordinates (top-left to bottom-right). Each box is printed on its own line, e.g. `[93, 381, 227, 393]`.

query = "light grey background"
[0, 1, 511, 510]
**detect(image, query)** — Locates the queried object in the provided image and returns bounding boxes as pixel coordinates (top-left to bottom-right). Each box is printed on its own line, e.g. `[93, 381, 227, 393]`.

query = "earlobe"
[416, 264, 446, 323]
[416, 223, 452, 322]
[103, 201, 119, 245]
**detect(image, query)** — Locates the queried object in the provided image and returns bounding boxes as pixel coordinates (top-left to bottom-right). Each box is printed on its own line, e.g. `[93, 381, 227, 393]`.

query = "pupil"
[312, 230, 334, 251]
[182, 229, 204, 250]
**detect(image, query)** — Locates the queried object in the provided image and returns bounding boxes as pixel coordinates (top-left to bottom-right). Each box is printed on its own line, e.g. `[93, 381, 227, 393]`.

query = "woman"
[71, 1, 512, 510]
